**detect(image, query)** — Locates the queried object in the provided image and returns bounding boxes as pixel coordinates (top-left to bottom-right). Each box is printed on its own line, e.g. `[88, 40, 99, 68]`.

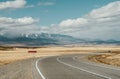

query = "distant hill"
[0, 33, 120, 46]
[0, 33, 83, 46]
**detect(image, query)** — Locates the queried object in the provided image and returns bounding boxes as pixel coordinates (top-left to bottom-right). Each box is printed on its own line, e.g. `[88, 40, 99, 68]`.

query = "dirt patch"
[88, 51, 120, 66]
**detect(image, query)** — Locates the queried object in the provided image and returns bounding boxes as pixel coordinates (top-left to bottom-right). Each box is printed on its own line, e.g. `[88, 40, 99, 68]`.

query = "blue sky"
[0, 0, 119, 26]
[0, 0, 120, 40]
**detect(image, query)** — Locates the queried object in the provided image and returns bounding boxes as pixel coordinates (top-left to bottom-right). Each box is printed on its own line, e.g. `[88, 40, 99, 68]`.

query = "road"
[34, 54, 120, 79]
[0, 54, 120, 79]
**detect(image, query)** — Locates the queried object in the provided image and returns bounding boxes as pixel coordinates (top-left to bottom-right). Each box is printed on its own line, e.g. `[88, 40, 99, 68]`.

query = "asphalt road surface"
[34, 54, 120, 79]
[0, 54, 120, 79]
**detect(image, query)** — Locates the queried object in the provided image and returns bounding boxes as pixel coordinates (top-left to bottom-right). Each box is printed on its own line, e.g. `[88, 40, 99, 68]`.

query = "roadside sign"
[28, 50, 37, 61]
[28, 50, 37, 53]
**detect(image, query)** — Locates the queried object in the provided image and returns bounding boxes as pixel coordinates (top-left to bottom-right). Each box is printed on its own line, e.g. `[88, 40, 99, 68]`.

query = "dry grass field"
[88, 52, 120, 66]
[0, 45, 120, 66]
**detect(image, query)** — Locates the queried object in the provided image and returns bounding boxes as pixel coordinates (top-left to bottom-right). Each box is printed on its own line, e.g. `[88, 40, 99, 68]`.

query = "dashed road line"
[57, 57, 111, 79]
[73, 56, 120, 71]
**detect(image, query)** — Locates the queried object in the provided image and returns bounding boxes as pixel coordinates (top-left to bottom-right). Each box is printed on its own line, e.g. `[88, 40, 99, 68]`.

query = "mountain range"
[0, 33, 120, 46]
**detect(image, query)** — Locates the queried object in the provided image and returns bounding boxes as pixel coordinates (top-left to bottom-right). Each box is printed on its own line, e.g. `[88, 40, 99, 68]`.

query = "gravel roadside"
[0, 58, 33, 79]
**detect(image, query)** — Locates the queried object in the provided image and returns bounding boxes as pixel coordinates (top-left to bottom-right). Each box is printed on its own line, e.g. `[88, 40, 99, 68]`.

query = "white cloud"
[89, 1, 120, 19]
[51, 1, 120, 40]
[16, 17, 39, 25]
[0, 17, 39, 27]
[0, 1, 120, 40]
[0, 0, 26, 10]
[59, 1, 120, 27]
[0, 16, 40, 37]
[59, 18, 88, 27]
[25, 5, 35, 8]
[38, 2, 55, 6]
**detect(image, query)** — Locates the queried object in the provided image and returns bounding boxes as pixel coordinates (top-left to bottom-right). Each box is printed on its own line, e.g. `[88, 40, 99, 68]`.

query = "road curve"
[35, 54, 120, 79]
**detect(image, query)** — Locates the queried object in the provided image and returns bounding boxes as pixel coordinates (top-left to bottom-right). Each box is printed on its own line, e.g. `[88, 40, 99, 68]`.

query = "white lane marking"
[57, 57, 111, 79]
[73, 56, 120, 71]
[35, 59, 46, 79]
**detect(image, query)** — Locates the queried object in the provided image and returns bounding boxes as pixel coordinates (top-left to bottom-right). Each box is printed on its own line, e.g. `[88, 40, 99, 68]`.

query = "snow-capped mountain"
[0, 33, 120, 46]
[0, 33, 84, 46]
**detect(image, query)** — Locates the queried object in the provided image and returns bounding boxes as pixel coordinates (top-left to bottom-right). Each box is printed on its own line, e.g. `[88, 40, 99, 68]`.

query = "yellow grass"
[88, 51, 120, 66]
[0, 45, 120, 65]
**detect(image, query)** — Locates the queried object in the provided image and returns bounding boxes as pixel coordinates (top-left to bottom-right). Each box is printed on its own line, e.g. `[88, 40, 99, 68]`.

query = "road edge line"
[35, 59, 46, 79]
[73, 56, 120, 71]
[57, 57, 111, 79]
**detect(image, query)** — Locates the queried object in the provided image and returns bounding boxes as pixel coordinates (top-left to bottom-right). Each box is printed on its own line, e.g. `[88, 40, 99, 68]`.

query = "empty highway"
[34, 54, 120, 79]
[0, 54, 120, 79]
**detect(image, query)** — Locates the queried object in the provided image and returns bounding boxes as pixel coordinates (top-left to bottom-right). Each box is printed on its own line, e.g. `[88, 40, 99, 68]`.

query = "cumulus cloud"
[51, 1, 120, 40]
[38, 2, 55, 6]
[59, 18, 88, 27]
[89, 1, 120, 19]
[25, 5, 35, 8]
[58, 1, 120, 27]
[0, 17, 39, 27]
[0, 16, 40, 37]
[0, 0, 26, 10]
[0, 1, 120, 40]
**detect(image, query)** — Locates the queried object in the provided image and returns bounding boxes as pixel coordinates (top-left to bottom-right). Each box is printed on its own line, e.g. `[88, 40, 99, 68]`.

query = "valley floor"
[0, 45, 120, 66]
